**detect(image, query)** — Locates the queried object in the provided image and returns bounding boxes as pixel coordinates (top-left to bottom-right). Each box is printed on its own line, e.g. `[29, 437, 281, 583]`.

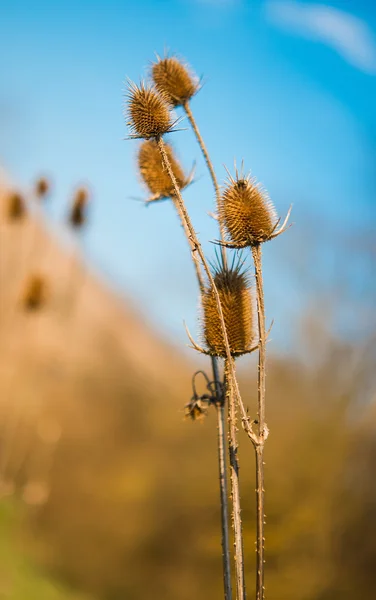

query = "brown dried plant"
[126, 57, 291, 600]
[5, 191, 27, 222]
[219, 167, 291, 599]
[69, 187, 89, 229]
[138, 139, 194, 203]
[35, 177, 50, 200]
[21, 273, 47, 311]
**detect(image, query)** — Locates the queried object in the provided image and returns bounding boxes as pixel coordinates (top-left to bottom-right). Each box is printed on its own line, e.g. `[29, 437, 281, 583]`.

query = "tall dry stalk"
[251, 244, 266, 600]
[219, 170, 291, 599]
[137, 131, 231, 598]
[126, 74, 291, 600]
[225, 358, 246, 600]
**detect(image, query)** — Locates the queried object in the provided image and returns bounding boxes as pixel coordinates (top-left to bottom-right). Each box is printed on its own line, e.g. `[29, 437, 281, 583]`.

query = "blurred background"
[0, 0, 375, 598]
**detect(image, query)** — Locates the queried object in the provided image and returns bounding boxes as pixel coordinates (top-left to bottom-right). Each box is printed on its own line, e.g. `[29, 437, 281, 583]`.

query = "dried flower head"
[138, 139, 192, 201]
[185, 397, 208, 421]
[202, 261, 253, 357]
[126, 81, 174, 139]
[35, 177, 50, 199]
[220, 172, 277, 247]
[69, 187, 89, 229]
[151, 55, 199, 107]
[22, 274, 47, 311]
[6, 192, 26, 222]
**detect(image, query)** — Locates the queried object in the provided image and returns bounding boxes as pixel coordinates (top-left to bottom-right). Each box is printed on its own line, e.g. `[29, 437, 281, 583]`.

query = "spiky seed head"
[202, 264, 253, 357]
[69, 187, 89, 229]
[151, 56, 199, 107]
[185, 399, 207, 421]
[138, 139, 188, 199]
[220, 174, 277, 246]
[35, 177, 50, 199]
[126, 82, 173, 139]
[6, 192, 26, 222]
[22, 274, 47, 311]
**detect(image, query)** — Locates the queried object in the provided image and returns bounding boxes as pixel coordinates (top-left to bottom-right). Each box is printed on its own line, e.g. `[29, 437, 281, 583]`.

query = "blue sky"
[1, 0, 375, 349]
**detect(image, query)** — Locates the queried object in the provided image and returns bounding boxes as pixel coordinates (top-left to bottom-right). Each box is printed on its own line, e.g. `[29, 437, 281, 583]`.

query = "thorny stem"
[156, 136, 257, 447]
[183, 101, 227, 268]
[211, 355, 232, 600]
[225, 357, 246, 600]
[251, 244, 267, 600]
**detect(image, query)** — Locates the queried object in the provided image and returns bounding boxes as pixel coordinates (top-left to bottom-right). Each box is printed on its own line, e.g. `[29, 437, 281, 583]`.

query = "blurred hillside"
[0, 177, 376, 600]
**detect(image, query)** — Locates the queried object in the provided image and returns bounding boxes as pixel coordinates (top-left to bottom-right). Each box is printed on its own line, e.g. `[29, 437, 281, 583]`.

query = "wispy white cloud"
[266, 1, 376, 75]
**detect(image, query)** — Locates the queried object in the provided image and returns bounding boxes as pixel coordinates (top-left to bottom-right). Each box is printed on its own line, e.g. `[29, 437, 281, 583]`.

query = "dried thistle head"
[220, 171, 277, 247]
[22, 274, 47, 311]
[6, 192, 26, 222]
[185, 397, 208, 421]
[151, 55, 199, 107]
[126, 81, 174, 139]
[35, 177, 50, 199]
[138, 139, 191, 200]
[202, 261, 253, 357]
[69, 187, 89, 229]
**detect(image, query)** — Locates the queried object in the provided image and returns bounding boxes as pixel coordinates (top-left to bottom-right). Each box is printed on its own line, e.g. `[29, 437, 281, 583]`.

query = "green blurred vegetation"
[0, 500, 93, 599]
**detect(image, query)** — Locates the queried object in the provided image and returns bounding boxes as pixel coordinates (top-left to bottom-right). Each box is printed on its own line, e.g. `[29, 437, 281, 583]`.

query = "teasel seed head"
[6, 192, 26, 222]
[69, 187, 89, 229]
[126, 81, 175, 139]
[22, 274, 47, 311]
[138, 139, 192, 201]
[151, 55, 199, 107]
[35, 177, 50, 199]
[202, 261, 253, 357]
[220, 172, 277, 247]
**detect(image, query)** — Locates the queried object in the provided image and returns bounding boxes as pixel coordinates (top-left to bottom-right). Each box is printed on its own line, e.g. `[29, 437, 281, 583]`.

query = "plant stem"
[183, 101, 227, 268]
[225, 357, 246, 600]
[251, 244, 267, 600]
[212, 355, 232, 600]
[156, 136, 250, 433]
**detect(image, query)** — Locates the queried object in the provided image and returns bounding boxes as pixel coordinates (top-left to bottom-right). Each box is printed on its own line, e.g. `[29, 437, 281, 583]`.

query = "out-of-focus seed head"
[220, 173, 277, 246]
[69, 187, 89, 229]
[22, 274, 47, 311]
[126, 82, 173, 139]
[6, 192, 26, 222]
[138, 139, 190, 200]
[202, 263, 253, 357]
[151, 56, 199, 107]
[35, 177, 50, 199]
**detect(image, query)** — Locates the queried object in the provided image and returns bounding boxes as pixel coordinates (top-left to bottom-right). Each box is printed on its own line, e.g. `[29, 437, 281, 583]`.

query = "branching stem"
[156, 136, 257, 447]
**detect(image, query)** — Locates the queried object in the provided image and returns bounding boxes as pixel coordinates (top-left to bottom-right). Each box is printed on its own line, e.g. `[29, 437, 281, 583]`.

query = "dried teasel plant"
[138, 139, 194, 203]
[218, 167, 291, 599]
[126, 56, 291, 600]
[202, 260, 254, 358]
[125, 81, 180, 139]
[68, 186, 89, 229]
[34, 177, 50, 200]
[151, 54, 227, 262]
[202, 259, 257, 600]
[127, 78, 234, 600]
[5, 191, 27, 222]
[21, 273, 48, 311]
